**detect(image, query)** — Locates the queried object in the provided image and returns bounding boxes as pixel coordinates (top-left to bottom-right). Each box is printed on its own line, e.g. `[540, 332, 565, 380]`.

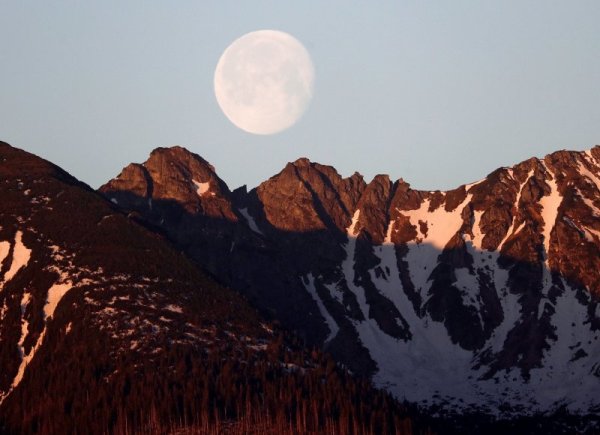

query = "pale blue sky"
[1, 1, 599, 190]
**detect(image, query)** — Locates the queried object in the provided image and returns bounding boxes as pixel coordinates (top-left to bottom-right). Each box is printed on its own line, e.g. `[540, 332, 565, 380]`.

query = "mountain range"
[101, 144, 600, 417]
[1, 140, 600, 433]
[0, 142, 420, 435]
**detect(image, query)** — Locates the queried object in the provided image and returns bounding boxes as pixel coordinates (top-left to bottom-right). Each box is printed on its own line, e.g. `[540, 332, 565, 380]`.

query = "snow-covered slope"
[298, 149, 600, 414]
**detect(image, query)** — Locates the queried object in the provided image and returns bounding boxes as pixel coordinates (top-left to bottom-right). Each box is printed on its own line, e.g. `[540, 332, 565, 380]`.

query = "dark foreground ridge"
[0, 142, 427, 434]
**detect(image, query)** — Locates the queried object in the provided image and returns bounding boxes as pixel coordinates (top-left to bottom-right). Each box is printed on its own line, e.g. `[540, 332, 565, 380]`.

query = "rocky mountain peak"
[101, 146, 236, 221]
[256, 158, 367, 233]
[354, 174, 394, 244]
[290, 156, 312, 167]
[145, 146, 216, 179]
[0, 141, 81, 187]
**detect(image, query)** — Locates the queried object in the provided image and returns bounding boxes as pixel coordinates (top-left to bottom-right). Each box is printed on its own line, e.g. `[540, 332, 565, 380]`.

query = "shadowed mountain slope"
[102, 144, 600, 417]
[0, 142, 423, 435]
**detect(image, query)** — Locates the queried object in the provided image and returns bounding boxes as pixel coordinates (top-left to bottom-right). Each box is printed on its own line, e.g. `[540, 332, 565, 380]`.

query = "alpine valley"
[1, 140, 600, 434]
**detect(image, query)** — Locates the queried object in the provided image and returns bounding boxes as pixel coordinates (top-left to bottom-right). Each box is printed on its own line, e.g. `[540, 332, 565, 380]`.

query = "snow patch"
[303, 273, 339, 343]
[498, 170, 534, 251]
[1, 329, 47, 404]
[17, 293, 31, 357]
[341, 210, 370, 319]
[578, 192, 600, 217]
[579, 165, 600, 192]
[192, 179, 214, 197]
[469, 209, 485, 250]
[323, 282, 345, 305]
[238, 208, 263, 235]
[44, 282, 73, 320]
[539, 171, 561, 261]
[165, 304, 183, 314]
[13, 331, 45, 388]
[401, 197, 469, 249]
[464, 178, 485, 191]
[3, 231, 32, 283]
[583, 226, 600, 242]
[399, 194, 471, 296]
[577, 159, 600, 211]
[0, 241, 10, 268]
[535, 166, 562, 319]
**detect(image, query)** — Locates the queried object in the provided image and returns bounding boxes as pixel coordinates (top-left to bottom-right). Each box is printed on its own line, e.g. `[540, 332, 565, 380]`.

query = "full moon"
[214, 30, 315, 135]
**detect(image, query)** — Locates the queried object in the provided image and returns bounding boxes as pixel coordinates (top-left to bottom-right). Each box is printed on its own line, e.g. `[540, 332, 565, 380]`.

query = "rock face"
[101, 145, 600, 415]
[0, 142, 417, 435]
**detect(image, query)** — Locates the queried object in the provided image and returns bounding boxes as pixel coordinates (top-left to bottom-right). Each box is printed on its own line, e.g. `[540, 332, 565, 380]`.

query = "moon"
[214, 30, 315, 135]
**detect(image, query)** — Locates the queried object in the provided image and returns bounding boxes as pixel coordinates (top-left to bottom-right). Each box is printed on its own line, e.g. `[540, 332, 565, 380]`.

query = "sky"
[1, 1, 600, 191]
